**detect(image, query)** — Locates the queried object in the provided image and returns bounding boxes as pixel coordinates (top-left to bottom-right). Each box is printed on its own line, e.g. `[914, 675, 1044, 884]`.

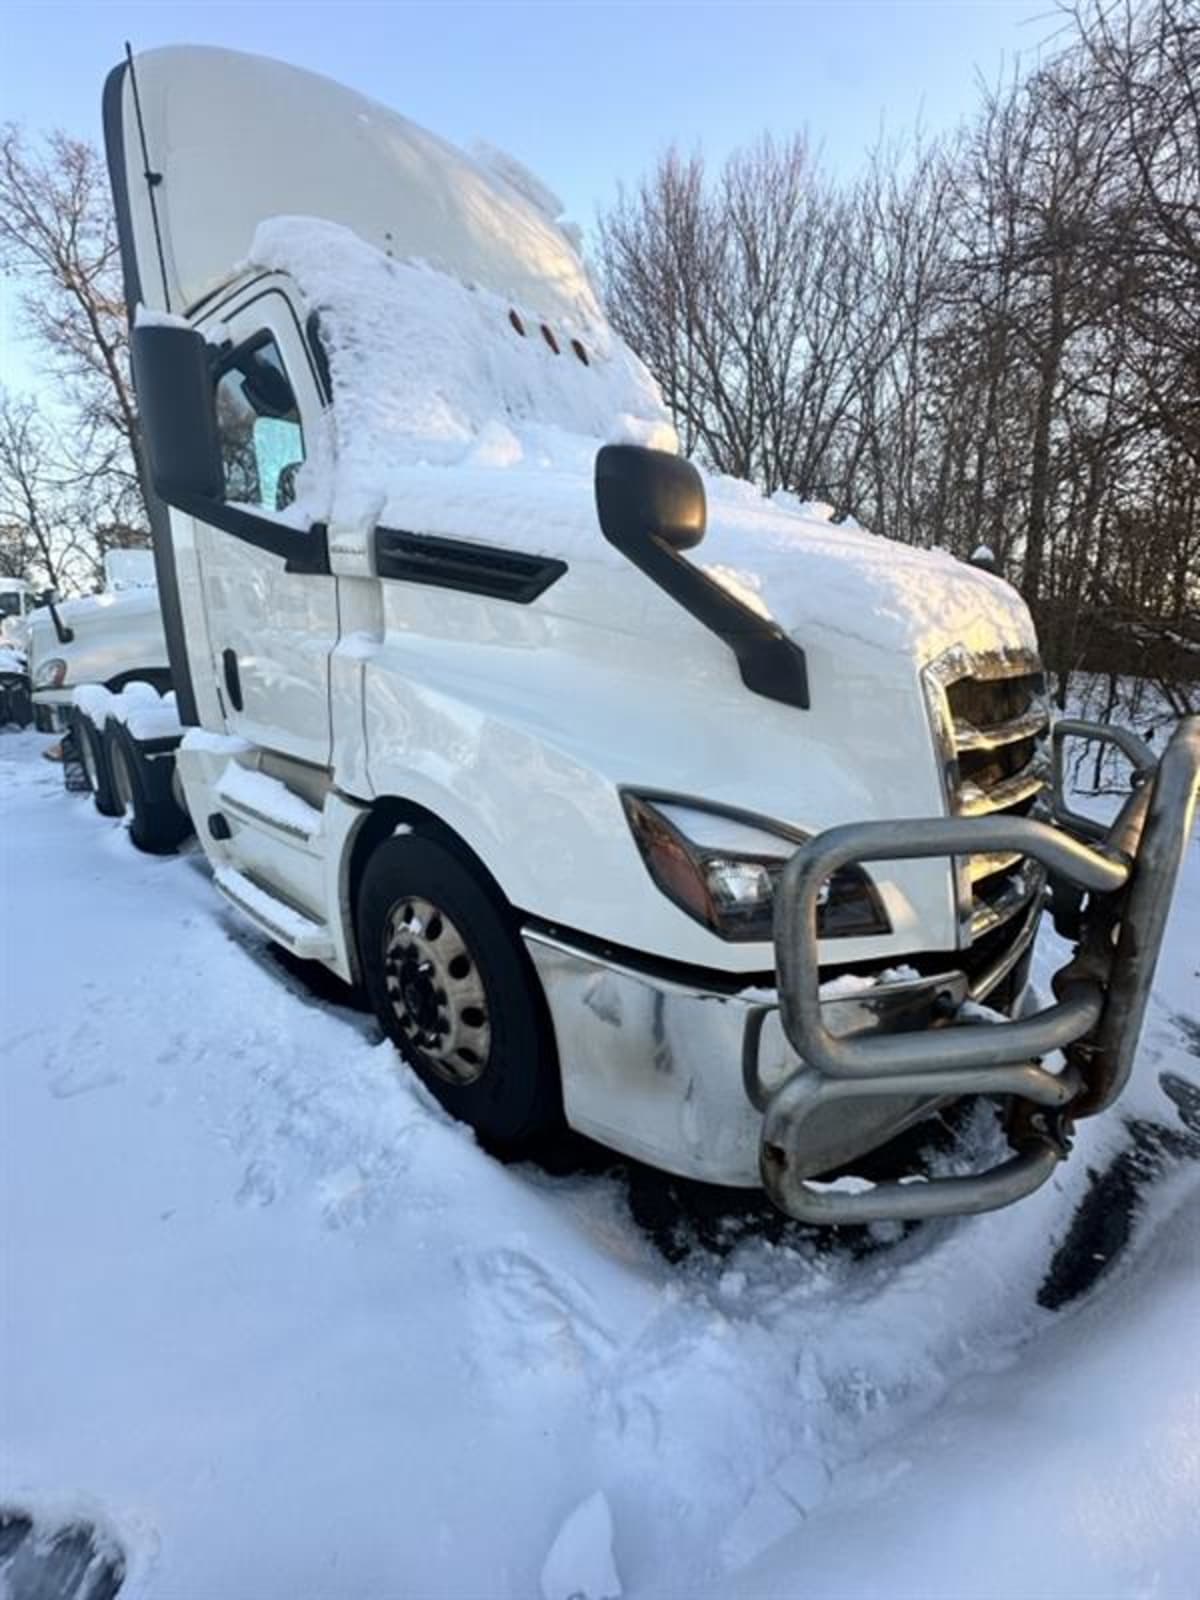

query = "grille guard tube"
[764, 715, 1200, 1225]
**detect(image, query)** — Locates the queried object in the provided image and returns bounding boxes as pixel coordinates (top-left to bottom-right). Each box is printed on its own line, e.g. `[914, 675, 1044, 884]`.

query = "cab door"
[195, 284, 337, 767]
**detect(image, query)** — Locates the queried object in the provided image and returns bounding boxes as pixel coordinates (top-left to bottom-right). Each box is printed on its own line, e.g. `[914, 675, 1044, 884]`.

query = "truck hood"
[28, 585, 167, 681]
[30, 586, 162, 635]
[318, 447, 1037, 666]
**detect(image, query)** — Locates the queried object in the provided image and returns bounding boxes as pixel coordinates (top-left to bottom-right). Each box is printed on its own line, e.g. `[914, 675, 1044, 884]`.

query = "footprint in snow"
[48, 1067, 124, 1100]
[235, 1159, 278, 1208]
[719, 1450, 832, 1572]
[458, 1248, 617, 1373]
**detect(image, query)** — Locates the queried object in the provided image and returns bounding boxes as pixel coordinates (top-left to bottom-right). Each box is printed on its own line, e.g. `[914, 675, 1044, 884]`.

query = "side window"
[214, 334, 305, 513]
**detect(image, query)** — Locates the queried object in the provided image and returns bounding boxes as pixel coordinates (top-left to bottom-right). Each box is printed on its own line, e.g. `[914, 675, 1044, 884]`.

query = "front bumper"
[525, 909, 1035, 1189]
[530, 716, 1198, 1224]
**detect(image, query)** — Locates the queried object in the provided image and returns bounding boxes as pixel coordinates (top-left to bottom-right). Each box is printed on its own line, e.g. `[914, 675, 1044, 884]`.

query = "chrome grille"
[923, 649, 1051, 945]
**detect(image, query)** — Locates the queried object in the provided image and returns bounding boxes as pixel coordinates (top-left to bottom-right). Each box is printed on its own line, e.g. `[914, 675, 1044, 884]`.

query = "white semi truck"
[92, 45, 1196, 1224]
[27, 549, 168, 731]
[0, 577, 38, 726]
[24, 548, 187, 847]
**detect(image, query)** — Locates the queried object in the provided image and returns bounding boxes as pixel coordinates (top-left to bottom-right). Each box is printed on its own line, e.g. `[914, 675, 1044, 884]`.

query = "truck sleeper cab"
[103, 46, 1199, 1224]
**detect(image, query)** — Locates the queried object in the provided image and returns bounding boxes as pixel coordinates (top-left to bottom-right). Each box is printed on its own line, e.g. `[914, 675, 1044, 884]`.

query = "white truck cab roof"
[105, 44, 602, 331]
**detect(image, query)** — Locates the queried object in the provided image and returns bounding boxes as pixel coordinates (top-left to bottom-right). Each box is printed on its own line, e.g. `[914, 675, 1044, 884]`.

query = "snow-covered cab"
[104, 46, 1199, 1224]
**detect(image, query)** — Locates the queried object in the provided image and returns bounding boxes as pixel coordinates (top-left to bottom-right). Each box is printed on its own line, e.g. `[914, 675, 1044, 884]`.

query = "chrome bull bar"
[764, 715, 1200, 1224]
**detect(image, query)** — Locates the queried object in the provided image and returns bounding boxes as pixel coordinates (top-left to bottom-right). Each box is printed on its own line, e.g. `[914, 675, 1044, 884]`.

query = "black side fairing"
[102, 59, 199, 725]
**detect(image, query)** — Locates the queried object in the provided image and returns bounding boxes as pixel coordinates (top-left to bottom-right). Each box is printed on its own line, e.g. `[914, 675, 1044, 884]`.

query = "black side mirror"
[40, 591, 73, 644]
[131, 322, 223, 505]
[593, 443, 810, 711]
[595, 444, 706, 554]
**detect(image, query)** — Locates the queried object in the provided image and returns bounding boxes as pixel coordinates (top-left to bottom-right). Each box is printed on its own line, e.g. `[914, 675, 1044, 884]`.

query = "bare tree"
[599, 135, 899, 500]
[599, 1, 1196, 703]
[0, 126, 146, 560]
[0, 390, 87, 590]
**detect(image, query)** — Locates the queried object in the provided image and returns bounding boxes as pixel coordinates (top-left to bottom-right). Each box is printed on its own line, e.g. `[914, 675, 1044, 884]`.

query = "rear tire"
[73, 710, 122, 816]
[357, 832, 562, 1153]
[103, 721, 191, 854]
[1, 678, 32, 728]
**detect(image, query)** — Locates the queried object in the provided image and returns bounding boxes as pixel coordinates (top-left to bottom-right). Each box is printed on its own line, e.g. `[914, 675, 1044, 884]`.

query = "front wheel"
[357, 833, 562, 1153]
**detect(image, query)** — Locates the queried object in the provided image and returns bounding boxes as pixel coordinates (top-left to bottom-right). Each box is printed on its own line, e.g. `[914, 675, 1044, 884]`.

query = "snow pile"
[181, 728, 253, 757]
[214, 763, 324, 838]
[248, 215, 674, 533]
[540, 1491, 622, 1600]
[3, 713, 1196, 1599]
[73, 683, 182, 742]
[248, 216, 1036, 662]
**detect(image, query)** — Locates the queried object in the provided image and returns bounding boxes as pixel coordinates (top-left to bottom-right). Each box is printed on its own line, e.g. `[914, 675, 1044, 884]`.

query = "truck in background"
[0, 577, 39, 727]
[28, 548, 168, 732]
[26, 548, 189, 848]
[80, 44, 1198, 1226]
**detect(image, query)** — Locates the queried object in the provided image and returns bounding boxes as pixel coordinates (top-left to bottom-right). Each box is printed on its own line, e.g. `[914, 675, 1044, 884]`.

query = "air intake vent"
[374, 527, 567, 604]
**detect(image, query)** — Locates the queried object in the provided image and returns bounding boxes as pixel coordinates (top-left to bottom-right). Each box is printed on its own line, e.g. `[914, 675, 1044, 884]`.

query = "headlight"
[33, 657, 67, 688]
[622, 792, 891, 943]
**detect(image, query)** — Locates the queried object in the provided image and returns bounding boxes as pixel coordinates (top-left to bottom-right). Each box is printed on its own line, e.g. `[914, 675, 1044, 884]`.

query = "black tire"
[1, 677, 32, 728]
[357, 833, 562, 1152]
[72, 709, 122, 816]
[103, 721, 191, 854]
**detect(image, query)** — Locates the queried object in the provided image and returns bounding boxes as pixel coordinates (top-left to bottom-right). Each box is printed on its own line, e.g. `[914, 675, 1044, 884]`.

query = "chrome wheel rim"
[383, 896, 491, 1085]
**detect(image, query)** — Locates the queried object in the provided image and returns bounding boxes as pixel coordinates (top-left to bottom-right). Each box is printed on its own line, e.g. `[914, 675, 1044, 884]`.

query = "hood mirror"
[593, 443, 809, 711]
[595, 444, 706, 554]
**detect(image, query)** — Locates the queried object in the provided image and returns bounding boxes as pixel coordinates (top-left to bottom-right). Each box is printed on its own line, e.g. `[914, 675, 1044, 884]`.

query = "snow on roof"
[118, 46, 607, 325]
[251, 215, 1036, 663]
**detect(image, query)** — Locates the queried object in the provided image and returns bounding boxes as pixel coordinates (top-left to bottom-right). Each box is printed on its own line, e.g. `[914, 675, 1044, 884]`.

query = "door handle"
[222, 648, 244, 712]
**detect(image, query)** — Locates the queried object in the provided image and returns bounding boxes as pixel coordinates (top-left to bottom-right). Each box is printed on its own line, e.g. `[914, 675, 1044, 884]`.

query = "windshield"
[0, 592, 22, 619]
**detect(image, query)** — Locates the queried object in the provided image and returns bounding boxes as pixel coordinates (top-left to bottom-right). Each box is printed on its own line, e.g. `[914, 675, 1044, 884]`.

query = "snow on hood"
[250, 217, 1036, 663]
[29, 584, 161, 637]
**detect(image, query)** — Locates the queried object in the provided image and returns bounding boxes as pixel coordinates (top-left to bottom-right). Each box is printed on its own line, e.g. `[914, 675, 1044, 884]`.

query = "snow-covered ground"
[1, 726, 1198, 1599]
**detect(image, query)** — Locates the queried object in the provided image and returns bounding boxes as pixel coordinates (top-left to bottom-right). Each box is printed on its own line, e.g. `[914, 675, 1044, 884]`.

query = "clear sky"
[2, 0, 1056, 396]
